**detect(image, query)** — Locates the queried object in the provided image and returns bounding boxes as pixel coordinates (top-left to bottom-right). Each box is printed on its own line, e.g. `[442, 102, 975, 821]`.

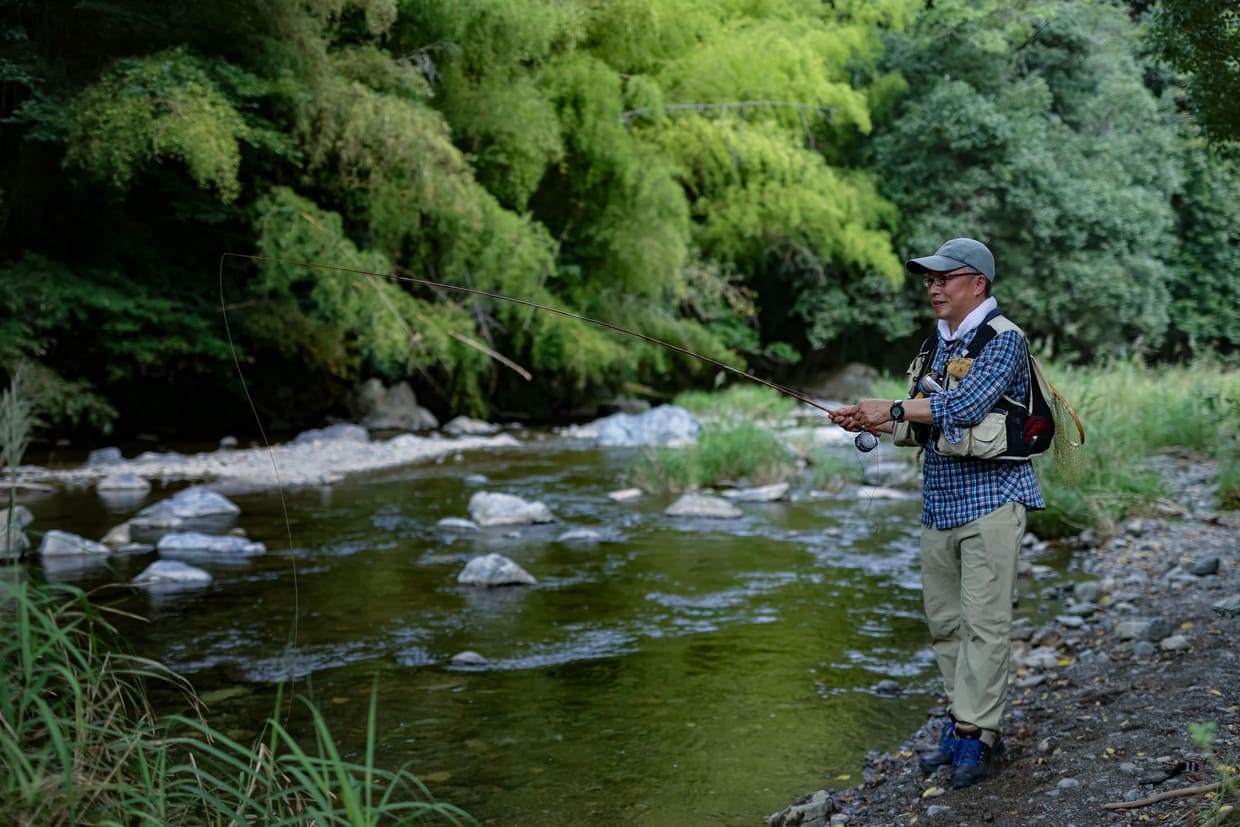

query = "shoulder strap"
[963, 312, 1022, 359]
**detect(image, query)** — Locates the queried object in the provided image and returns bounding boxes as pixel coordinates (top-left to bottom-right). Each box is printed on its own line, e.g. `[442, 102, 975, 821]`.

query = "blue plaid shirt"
[920, 322, 1046, 530]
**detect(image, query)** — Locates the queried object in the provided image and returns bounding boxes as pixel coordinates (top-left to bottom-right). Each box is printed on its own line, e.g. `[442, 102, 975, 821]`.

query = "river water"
[29, 435, 994, 825]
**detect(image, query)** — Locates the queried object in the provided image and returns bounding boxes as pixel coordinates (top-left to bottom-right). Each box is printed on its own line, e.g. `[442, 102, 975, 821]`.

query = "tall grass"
[1031, 358, 1240, 537]
[625, 419, 794, 494]
[0, 578, 475, 826]
[2, 367, 40, 560]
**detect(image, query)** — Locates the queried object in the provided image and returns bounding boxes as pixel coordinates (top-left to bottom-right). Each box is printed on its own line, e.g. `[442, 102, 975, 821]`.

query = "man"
[830, 237, 1045, 789]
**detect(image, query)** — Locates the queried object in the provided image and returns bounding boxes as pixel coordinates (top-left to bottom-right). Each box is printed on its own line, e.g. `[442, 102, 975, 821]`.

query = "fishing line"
[217, 257, 301, 695]
[217, 252, 883, 669]
[220, 253, 870, 425]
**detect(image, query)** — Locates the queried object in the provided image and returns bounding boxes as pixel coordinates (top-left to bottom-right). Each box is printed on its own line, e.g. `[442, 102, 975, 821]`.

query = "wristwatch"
[890, 400, 905, 423]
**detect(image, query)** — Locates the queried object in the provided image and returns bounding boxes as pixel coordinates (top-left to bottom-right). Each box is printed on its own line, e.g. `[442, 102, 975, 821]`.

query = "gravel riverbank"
[14, 430, 521, 494]
[770, 454, 1240, 827]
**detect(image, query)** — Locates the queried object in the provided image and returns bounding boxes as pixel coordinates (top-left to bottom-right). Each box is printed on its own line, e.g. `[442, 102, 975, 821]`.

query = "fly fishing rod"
[221, 253, 879, 452]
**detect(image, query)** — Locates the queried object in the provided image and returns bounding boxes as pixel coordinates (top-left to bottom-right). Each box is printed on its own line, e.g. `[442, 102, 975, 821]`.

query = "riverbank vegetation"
[632, 359, 1240, 537]
[2, 367, 472, 826]
[0, 576, 475, 826]
[1, 0, 1236, 438]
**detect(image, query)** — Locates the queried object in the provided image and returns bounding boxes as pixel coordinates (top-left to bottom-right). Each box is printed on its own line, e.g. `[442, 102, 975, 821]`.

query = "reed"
[626, 419, 794, 494]
[0, 578, 474, 826]
[2, 366, 40, 560]
[1032, 357, 1240, 537]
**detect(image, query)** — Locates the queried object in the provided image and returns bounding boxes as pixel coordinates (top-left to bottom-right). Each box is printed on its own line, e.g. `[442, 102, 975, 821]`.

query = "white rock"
[3, 505, 34, 529]
[131, 560, 213, 586]
[607, 488, 643, 502]
[467, 491, 555, 527]
[39, 530, 111, 557]
[721, 482, 789, 502]
[665, 493, 742, 519]
[101, 522, 132, 547]
[437, 517, 480, 531]
[458, 553, 536, 587]
[157, 532, 265, 556]
[557, 528, 603, 544]
[136, 487, 240, 525]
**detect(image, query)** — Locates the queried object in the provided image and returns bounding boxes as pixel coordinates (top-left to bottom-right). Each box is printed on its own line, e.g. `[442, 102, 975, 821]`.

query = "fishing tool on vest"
[918, 374, 945, 396]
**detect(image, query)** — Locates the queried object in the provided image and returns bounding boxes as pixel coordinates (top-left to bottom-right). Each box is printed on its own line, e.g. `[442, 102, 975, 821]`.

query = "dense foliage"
[1147, 0, 1240, 143]
[0, 0, 1236, 435]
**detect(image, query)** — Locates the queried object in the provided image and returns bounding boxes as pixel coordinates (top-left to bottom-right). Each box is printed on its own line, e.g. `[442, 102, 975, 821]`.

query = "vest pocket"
[892, 420, 920, 447]
[935, 411, 1009, 459]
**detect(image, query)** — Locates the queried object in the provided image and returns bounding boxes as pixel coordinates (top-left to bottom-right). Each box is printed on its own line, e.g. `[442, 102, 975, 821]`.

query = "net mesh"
[1050, 390, 1086, 485]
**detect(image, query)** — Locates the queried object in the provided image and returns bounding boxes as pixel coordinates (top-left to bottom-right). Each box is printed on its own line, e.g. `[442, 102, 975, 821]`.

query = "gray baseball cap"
[905, 237, 996, 282]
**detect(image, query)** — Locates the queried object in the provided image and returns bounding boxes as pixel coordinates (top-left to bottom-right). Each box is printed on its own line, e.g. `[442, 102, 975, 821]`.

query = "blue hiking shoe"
[951, 730, 1002, 789]
[917, 716, 956, 775]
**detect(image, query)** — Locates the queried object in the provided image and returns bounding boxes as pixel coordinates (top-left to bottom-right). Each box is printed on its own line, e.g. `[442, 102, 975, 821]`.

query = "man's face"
[924, 266, 987, 328]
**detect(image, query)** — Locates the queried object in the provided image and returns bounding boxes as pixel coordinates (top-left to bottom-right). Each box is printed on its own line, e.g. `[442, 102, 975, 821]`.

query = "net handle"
[1049, 383, 1085, 445]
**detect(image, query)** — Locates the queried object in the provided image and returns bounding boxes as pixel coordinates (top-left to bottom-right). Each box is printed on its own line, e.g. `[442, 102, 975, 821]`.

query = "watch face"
[890, 401, 904, 421]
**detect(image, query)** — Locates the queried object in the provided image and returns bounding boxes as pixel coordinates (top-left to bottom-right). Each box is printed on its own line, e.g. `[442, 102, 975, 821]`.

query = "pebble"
[1057, 778, 1080, 789]
[1159, 634, 1190, 651]
[926, 805, 950, 817]
[1191, 556, 1220, 576]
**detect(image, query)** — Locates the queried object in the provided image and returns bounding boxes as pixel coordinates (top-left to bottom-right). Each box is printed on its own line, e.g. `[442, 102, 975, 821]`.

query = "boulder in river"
[438, 517, 480, 532]
[39, 530, 111, 557]
[352, 379, 439, 431]
[766, 789, 834, 827]
[157, 532, 266, 556]
[131, 560, 213, 587]
[665, 493, 743, 519]
[721, 482, 790, 502]
[1, 506, 34, 560]
[133, 486, 241, 527]
[458, 553, 536, 587]
[592, 404, 702, 447]
[468, 491, 555, 527]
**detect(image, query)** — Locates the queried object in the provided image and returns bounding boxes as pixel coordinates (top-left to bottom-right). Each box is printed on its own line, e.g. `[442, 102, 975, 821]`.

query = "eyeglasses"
[922, 271, 983, 289]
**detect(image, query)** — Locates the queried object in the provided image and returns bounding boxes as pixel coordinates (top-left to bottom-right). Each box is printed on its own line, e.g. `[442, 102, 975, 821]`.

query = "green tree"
[875, 0, 1184, 361]
[1147, 0, 1240, 143]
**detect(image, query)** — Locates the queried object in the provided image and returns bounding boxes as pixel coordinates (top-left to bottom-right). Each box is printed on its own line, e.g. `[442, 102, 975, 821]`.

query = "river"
[25, 434, 1014, 826]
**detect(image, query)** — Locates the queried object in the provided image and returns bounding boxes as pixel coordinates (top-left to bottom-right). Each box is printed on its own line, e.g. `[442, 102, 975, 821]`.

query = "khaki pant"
[920, 501, 1025, 742]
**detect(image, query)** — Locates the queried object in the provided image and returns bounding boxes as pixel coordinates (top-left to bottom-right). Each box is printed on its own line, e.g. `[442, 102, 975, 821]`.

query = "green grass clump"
[0, 577, 474, 826]
[1030, 358, 1240, 537]
[1188, 722, 1239, 826]
[626, 419, 794, 494]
